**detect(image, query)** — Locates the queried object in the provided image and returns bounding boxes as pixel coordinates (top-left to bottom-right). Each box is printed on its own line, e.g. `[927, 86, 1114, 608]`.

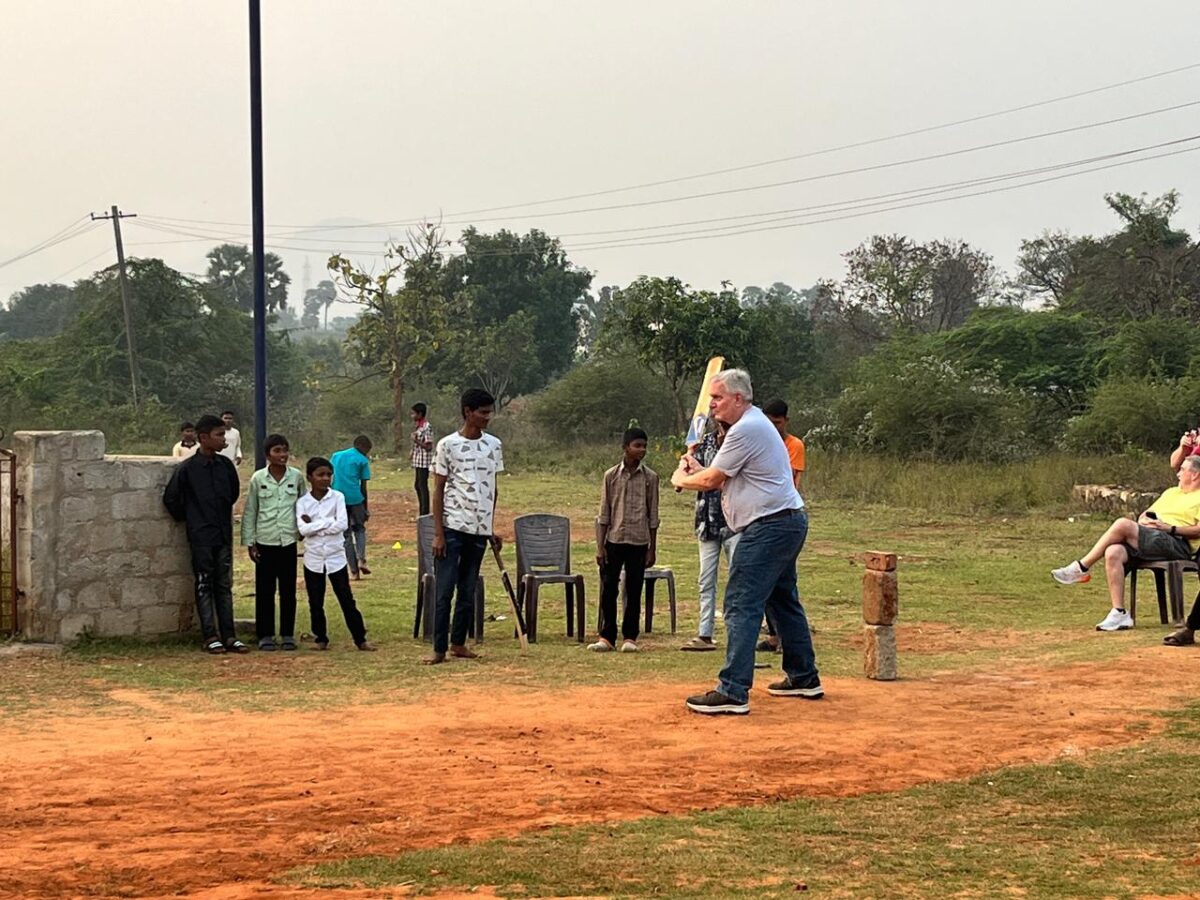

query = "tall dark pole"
[249, 0, 267, 469]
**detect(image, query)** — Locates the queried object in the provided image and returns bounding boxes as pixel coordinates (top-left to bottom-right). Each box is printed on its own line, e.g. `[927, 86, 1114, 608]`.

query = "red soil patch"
[843, 621, 1062, 654]
[3, 646, 1200, 899]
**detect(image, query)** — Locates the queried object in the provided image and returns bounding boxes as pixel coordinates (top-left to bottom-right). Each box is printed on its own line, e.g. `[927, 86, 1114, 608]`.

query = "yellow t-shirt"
[1148, 486, 1200, 551]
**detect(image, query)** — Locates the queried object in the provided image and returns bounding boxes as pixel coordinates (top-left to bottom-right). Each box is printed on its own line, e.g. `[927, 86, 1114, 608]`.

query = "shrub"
[1063, 376, 1200, 453]
[528, 355, 676, 442]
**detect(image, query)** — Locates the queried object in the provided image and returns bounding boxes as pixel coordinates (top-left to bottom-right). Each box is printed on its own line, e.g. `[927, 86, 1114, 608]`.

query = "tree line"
[2, 189, 1198, 459]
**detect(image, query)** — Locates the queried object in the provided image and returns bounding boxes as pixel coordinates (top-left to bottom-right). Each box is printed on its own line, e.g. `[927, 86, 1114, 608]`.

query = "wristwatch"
[1171, 525, 1178, 536]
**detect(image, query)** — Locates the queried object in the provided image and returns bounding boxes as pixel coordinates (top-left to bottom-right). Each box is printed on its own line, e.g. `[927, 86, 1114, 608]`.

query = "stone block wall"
[12, 430, 194, 642]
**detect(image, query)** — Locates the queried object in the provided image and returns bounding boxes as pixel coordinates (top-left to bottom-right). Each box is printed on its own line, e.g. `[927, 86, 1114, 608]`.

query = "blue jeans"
[344, 503, 368, 574]
[717, 509, 817, 703]
[697, 532, 740, 639]
[433, 528, 488, 654]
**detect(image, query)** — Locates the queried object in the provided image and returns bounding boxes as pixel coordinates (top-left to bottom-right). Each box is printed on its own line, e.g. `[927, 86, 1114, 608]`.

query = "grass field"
[2, 462, 1199, 898]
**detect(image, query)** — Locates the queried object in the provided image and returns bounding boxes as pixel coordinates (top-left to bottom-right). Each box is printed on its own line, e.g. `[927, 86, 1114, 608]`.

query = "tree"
[825, 235, 996, 342]
[329, 225, 459, 452]
[0, 283, 78, 340]
[301, 279, 337, 330]
[1014, 230, 1079, 305]
[1057, 191, 1200, 323]
[205, 243, 291, 312]
[575, 284, 617, 359]
[442, 228, 593, 394]
[462, 310, 536, 409]
[600, 276, 748, 430]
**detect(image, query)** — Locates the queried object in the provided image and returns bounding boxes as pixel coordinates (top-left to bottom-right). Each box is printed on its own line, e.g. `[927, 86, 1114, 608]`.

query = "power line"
[130, 133, 1200, 259]
[143, 61, 1200, 232]
[0, 218, 98, 270]
[562, 140, 1200, 252]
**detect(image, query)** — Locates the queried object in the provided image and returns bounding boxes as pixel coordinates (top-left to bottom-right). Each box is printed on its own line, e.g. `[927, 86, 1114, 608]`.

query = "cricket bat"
[676, 356, 725, 491]
[491, 543, 529, 654]
[685, 356, 726, 449]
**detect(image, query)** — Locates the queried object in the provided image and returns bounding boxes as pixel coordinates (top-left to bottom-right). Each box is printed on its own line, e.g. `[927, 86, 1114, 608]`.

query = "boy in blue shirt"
[330, 435, 372, 580]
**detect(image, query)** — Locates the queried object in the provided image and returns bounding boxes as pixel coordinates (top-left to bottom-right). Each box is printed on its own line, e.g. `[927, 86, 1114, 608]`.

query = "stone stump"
[862, 551, 898, 680]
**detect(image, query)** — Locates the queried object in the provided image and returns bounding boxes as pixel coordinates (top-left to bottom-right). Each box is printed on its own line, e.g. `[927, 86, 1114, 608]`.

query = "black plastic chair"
[514, 513, 585, 643]
[412, 514, 485, 643]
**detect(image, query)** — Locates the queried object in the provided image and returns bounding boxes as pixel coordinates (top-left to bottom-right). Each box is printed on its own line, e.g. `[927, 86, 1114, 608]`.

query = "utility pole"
[90, 205, 140, 408]
[249, 0, 268, 468]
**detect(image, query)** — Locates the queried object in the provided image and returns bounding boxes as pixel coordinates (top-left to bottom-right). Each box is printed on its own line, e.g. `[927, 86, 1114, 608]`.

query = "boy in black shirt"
[163, 414, 245, 653]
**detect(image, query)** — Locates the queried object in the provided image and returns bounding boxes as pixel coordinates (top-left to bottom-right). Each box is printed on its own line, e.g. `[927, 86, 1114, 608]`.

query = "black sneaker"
[685, 690, 749, 715]
[767, 675, 824, 699]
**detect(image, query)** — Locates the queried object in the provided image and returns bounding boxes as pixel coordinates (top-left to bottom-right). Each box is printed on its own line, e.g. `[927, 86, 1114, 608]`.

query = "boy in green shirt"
[241, 433, 304, 650]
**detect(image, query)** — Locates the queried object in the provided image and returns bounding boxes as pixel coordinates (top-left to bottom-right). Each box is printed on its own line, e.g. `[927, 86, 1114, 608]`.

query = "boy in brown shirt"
[590, 427, 660, 653]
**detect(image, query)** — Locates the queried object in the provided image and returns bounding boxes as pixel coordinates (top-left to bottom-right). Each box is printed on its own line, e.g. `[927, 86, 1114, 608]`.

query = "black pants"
[191, 544, 235, 643]
[433, 528, 488, 653]
[1188, 594, 1200, 631]
[598, 541, 647, 644]
[414, 467, 430, 517]
[254, 543, 297, 640]
[304, 565, 368, 645]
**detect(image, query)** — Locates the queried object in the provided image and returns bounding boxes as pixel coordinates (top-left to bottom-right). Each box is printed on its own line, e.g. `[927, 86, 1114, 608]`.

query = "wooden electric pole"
[90, 205, 141, 408]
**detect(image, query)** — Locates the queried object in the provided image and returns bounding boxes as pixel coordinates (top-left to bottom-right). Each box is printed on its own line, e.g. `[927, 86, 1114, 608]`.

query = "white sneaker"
[1051, 561, 1091, 585]
[619, 640, 640, 653]
[1095, 609, 1134, 632]
[587, 639, 614, 652]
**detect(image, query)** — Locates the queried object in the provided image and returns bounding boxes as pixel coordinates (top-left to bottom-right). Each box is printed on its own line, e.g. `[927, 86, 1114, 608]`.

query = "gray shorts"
[1125, 525, 1193, 566]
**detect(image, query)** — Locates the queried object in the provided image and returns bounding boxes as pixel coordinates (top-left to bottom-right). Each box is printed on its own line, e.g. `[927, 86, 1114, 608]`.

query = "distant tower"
[301, 256, 312, 298]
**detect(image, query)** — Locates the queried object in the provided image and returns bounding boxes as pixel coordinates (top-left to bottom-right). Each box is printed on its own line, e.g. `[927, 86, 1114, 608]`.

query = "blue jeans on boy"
[433, 527, 488, 654]
[717, 509, 817, 703]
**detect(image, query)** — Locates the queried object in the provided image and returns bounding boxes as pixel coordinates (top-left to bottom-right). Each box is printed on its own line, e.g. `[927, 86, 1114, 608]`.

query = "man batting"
[670, 368, 822, 715]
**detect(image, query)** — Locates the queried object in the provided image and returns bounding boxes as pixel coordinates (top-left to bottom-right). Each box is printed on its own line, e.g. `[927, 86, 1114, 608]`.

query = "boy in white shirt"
[297, 456, 375, 651]
[423, 388, 504, 665]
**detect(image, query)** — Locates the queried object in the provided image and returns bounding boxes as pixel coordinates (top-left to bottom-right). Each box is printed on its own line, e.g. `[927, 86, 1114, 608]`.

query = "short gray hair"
[1184, 456, 1200, 472]
[711, 368, 753, 401]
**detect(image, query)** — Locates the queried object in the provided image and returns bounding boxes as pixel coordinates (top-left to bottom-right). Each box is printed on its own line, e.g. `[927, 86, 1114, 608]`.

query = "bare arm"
[431, 473, 448, 557]
[671, 454, 728, 492]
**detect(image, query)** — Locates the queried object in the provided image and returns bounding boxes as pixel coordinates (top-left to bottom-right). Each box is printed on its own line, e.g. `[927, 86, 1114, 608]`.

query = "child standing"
[171, 422, 198, 458]
[424, 388, 504, 665]
[410, 402, 434, 517]
[297, 457, 376, 651]
[590, 427, 660, 653]
[241, 434, 304, 651]
[331, 435, 372, 579]
[163, 414, 247, 654]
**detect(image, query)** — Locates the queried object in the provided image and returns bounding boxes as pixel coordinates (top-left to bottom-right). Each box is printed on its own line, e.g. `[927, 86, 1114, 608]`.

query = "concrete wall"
[13, 430, 194, 642]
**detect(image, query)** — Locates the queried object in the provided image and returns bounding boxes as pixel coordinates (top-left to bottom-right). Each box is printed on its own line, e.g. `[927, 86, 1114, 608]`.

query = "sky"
[3, 0, 1200, 313]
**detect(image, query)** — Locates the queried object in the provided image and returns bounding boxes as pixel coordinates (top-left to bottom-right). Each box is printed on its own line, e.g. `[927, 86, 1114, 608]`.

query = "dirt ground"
[3, 645, 1199, 899]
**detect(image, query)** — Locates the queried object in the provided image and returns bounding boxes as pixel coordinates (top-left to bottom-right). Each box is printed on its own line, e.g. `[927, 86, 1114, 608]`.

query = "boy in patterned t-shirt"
[423, 388, 505, 665]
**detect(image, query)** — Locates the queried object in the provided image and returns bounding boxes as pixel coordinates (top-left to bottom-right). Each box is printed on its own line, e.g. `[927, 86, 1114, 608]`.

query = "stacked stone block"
[862, 550, 898, 680]
[12, 431, 194, 642]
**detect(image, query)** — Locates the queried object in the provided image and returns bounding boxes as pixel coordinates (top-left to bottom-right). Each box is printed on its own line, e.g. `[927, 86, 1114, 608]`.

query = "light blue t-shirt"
[330, 447, 371, 506]
[710, 405, 803, 533]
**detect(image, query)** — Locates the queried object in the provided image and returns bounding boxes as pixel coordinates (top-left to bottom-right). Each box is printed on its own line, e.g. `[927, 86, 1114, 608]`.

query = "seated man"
[1052, 455, 1200, 631]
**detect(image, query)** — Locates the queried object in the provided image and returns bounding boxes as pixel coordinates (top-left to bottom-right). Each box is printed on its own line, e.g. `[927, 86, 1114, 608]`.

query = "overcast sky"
[3, 0, 1200, 310]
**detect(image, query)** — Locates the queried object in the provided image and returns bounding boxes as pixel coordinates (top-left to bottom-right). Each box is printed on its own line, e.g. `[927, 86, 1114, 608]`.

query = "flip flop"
[226, 640, 251, 654]
[204, 640, 226, 654]
[1163, 628, 1195, 646]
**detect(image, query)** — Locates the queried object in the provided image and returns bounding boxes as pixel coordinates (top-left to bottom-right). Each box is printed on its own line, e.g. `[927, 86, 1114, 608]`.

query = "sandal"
[226, 640, 251, 654]
[204, 639, 226, 654]
[1163, 627, 1195, 646]
[280, 637, 298, 651]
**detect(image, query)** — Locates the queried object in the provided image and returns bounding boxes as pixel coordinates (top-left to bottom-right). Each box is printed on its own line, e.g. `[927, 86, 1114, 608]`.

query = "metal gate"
[0, 435, 17, 636]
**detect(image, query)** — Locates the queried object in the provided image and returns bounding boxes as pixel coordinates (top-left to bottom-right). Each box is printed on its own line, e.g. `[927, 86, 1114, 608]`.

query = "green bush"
[528, 355, 677, 442]
[1063, 376, 1200, 452]
[819, 343, 1034, 461]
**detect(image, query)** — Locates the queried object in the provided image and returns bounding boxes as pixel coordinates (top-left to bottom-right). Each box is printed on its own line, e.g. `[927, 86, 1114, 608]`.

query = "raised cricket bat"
[676, 356, 725, 491]
[684, 356, 726, 449]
